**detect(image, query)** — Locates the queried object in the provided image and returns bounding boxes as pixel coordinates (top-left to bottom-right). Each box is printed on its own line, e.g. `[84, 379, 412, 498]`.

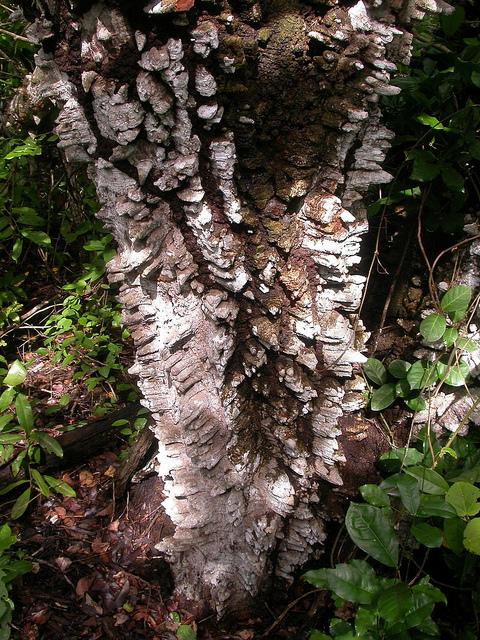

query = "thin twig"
[0, 27, 32, 43]
[259, 589, 323, 638]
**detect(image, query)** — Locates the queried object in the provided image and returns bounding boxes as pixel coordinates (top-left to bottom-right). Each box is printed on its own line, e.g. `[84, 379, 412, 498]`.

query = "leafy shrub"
[0, 524, 31, 640]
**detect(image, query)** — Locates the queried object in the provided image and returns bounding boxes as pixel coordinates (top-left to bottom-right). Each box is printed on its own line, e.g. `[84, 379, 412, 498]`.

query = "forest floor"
[10, 433, 330, 640]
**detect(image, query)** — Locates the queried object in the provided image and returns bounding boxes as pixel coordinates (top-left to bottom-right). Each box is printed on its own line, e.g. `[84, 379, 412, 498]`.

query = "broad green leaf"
[411, 523, 442, 548]
[364, 358, 387, 386]
[33, 432, 63, 458]
[405, 466, 449, 495]
[442, 166, 464, 192]
[0, 433, 22, 445]
[445, 482, 480, 517]
[404, 395, 426, 412]
[406, 361, 436, 390]
[0, 387, 15, 411]
[442, 327, 458, 348]
[11, 487, 31, 519]
[0, 414, 13, 431]
[395, 379, 411, 398]
[31, 469, 50, 497]
[377, 583, 413, 622]
[11, 237, 23, 262]
[396, 474, 420, 515]
[3, 360, 26, 387]
[419, 313, 446, 343]
[464, 518, 480, 555]
[0, 479, 29, 496]
[417, 495, 457, 519]
[15, 393, 33, 436]
[176, 624, 197, 640]
[359, 484, 390, 507]
[379, 448, 424, 468]
[416, 114, 445, 130]
[0, 524, 16, 552]
[440, 285, 471, 322]
[403, 583, 446, 629]
[354, 607, 377, 635]
[345, 504, 398, 568]
[20, 229, 51, 247]
[388, 360, 411, 379]
[44, 475, 76, 497]
[410, 150, 440, 182]
[304, 560, 381, 605]
[370, 383, 396, 412]
[456, 337, 478, 353]
[436, 358, 469, 387]
[443, 518, 466, 555]
[441, 5, 465, 36]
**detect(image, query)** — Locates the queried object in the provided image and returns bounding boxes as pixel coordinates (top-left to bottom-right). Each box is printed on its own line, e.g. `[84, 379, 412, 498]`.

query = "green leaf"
[441, 166, 464, 192]
[354, 607, 377, 636]
[419, 313, 446, 343]
[441, 5, 465, 36]
[176, 624, 197, 640]
[443, 518, 466, 555]
[456, 337, 478, 353]
[364, 358, 388, 386]
[304, 560, 381, 605]
[0, 479, 29, 496]
[463, 518, 480, 555]
[405, 466, 449, 495]
[3, 360, 26, 387]
[440, 285, 471, 322]
[31, 469, 51, 497]
[406, 361, 436, 390]
[0, 387, 15, 412]
[411, 523, 442, 548]
[11, 487, 31, 519]
[0, 414, 13, 431]
[377, 582, 413, 622]
[436, 358, 469, 387]
[370, 383, 396, 412]
[359, 484, 390, 507]
[403, 583, 446, 629]
[0, 523, 16, 553]
[404, 395, 426, 412]
[0, 433, 22, 445]
[345, 504, 398, 568]
[379, 448, 424, 468]
[445, 482, 480, 517]
[20, 229, 51, 247]
[33, 432, 63, 458]
[15, 393, 33, 436]
[410, 150, 440, 182]
[44, 475, 76, 497]
[395, 474, 420, 515]
[388, 360, 411, 379]
[417, 495, 457, 519]
[11, 237, 23, 262]
[395, 379, 411, 398]
[442, 327, 458, 348]
[416, 114, 445, 130]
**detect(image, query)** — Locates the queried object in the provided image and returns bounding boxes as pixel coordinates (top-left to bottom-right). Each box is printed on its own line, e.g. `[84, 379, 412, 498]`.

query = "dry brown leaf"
[79, 470, 95, 487]
[75, 575, 94, 598]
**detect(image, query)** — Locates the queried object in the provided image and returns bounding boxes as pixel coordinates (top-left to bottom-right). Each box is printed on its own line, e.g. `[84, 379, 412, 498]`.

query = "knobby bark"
[21, 0, 450, 615]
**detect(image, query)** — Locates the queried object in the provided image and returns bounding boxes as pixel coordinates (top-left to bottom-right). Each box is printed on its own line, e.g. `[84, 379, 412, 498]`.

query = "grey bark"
[21, 0, 450, 616]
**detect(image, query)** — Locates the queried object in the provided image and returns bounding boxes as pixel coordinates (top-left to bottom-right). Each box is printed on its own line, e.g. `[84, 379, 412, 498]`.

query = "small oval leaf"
[370, 383, 396, 412]
[364, 358, 388, 386]
[419, 313, 446, 343]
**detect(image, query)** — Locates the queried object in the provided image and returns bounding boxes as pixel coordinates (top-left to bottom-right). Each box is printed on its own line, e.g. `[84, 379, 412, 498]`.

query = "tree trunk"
[21, 0, 450, 616]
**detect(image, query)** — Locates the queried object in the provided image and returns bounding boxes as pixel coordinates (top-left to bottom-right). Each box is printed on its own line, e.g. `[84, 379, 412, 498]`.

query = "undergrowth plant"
[0, 524, 31, 640]
[364, 284, 477, 415]
[0, 359, 76, 519]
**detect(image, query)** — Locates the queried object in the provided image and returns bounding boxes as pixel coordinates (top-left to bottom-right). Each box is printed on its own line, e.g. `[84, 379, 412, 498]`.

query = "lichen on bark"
[22, 0, 451, 615]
